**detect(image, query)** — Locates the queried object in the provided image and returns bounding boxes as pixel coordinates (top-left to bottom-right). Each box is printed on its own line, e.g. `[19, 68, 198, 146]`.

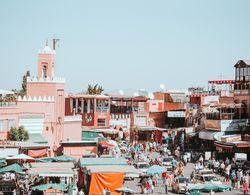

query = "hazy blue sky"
[0, 0, 250, 93]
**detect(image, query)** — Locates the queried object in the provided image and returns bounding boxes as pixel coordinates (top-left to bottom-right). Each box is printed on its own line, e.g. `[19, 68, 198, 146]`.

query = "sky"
[0, 0, 250, 94]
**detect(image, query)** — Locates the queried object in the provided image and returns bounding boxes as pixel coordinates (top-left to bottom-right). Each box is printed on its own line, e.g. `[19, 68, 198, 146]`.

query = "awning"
[80, 157, 127, 167]
[82, 131, 102, 141]
[28, 134, 48, 144]
[99, 142, 115, 148]
[27, 162, 75, 177]
[135, 126, 167, 131]
[199, 130, 220, 141]
[39, 173, 74, 177]
[32, 183, 68, 191]
[214, 142, 234, 150]
[6, 153, 34, 160]
[91, 129, 119, 134]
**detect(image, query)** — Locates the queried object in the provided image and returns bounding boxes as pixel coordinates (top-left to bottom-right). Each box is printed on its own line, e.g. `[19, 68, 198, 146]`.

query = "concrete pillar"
[87, 99, 90, 113]
[70, 98, 73, 113]
[76, 98, 78, 113]
[81, 98, 84, 113]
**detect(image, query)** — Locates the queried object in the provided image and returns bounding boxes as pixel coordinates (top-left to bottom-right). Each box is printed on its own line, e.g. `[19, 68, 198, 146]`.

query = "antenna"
[52, 38, 60, 50]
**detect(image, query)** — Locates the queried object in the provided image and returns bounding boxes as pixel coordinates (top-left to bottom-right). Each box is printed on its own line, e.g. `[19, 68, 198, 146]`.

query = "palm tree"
[86, 84, 104, 95]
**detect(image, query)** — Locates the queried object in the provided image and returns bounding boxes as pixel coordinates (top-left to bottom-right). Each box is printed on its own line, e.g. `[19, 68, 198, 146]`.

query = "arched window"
[42, 65, 48, 78]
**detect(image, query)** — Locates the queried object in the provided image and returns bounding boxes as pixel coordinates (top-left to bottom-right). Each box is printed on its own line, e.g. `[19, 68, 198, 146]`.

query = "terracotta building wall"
[164, 102, 184, 111]
[149, 112, 166, 128]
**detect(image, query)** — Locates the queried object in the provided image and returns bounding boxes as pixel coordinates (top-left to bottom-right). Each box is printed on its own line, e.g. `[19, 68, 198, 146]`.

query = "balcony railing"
[0, 102, 17, 107]
[234, 90, 250, 95]
[96, 107, 110, 113]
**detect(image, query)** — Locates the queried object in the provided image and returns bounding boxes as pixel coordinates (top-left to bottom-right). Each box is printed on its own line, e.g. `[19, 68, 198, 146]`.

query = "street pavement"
[123, 152, 243, 195]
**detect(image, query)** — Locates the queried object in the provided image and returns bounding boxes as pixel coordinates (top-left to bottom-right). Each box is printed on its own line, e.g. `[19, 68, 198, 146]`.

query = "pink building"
[0, 44, 82, 157]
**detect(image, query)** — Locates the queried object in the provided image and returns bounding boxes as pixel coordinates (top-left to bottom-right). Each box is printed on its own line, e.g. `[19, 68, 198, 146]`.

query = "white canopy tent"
[6, 153, 35, 160]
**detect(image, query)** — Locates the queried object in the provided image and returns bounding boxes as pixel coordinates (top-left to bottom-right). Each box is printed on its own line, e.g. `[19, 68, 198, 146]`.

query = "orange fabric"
[89, 172, 123, 195]
[28, 149, 47, 158]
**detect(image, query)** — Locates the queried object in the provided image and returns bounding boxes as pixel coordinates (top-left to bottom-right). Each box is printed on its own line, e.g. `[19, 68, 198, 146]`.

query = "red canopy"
[99, 142, 114, 148]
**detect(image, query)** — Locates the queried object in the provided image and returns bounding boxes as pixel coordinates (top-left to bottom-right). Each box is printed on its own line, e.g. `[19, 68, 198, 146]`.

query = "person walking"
[237, 169, 243, 189]
[163, 175, 169, 194]
[243, 177, 249, 195]
[230, 170, 236, 189]
[148, 176, 153, 194]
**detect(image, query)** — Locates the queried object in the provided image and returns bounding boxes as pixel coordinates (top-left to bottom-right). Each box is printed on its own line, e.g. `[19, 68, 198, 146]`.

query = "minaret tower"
[37, 41, 56, 79]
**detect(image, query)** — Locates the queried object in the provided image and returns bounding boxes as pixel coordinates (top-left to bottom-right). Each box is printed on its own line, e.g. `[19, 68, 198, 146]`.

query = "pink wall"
[63, 146, 97, 159]
[27, 82, 65, 97]
[63, 121, 82, 141]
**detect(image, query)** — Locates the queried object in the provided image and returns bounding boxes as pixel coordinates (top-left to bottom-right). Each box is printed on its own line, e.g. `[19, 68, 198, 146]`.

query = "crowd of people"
[205, 157, 250, 194]
[123, 141, 250, 195]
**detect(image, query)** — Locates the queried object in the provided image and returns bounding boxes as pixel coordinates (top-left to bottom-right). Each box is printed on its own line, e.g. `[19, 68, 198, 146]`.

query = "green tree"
[9, 127, 19, 141]
[15, 71, 30, 96]
[86, 84, 104, 95]
[9, 126, 29, 141]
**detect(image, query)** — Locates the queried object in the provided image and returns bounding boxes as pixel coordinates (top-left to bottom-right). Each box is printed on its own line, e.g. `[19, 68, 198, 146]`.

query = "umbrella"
[146, 165, 165, 175]
[0, 163, 24, 174]
[36, 155, 75, 162]
[115, 187, 135, 194]
[189, 182, 232, 192]
[7, 154, 35, 160]
[32, 183, 68, 191]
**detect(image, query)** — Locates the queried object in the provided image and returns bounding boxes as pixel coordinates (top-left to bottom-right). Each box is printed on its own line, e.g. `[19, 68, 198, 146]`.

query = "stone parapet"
[17, 96, 55, 102]
[27, 76, 65, 83]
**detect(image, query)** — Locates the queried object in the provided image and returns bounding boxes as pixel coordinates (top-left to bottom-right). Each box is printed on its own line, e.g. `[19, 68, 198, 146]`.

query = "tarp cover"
[89, 173, 123, 195]
[37, 155, 75, 162]
[32, 183, 68, 191]
[0, 163, 24, 174]
[28, 149, 47, 158]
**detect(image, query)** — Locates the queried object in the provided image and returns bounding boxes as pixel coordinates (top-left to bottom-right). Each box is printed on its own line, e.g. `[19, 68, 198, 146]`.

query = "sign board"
[235, 153, 247, 160]
[205, 151, 212, 160]
[221, 135, 241, 143]
[203, 96, 219, 104]
[167, 111, 185, 118]
[205, 120, 220, 131]
[221, 119, 247, 132]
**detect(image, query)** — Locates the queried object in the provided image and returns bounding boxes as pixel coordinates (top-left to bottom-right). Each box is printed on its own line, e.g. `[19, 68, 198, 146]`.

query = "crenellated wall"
[27, 76, 65, 83]
[17, 95, 55, 102]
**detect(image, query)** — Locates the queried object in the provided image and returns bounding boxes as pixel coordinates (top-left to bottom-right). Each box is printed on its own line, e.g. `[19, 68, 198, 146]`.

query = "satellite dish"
[148, 93, 154, 99]
[133, 92, 139, 97]
[160, 84, 165, 91]
[118, 89, 124, 96]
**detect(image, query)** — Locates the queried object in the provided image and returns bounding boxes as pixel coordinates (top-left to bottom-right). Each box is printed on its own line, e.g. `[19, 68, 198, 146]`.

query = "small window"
[42, 65, 48, 78]
[97, 119, 106, 127]
[8, 119, 15, 129]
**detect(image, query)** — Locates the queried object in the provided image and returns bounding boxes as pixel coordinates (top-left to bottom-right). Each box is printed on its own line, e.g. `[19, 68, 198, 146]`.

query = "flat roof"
[68, 94, 110, 99]
[86, 165, 141, 174]
[26, 162, 75, 177]
[80, 157, 127, 167]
